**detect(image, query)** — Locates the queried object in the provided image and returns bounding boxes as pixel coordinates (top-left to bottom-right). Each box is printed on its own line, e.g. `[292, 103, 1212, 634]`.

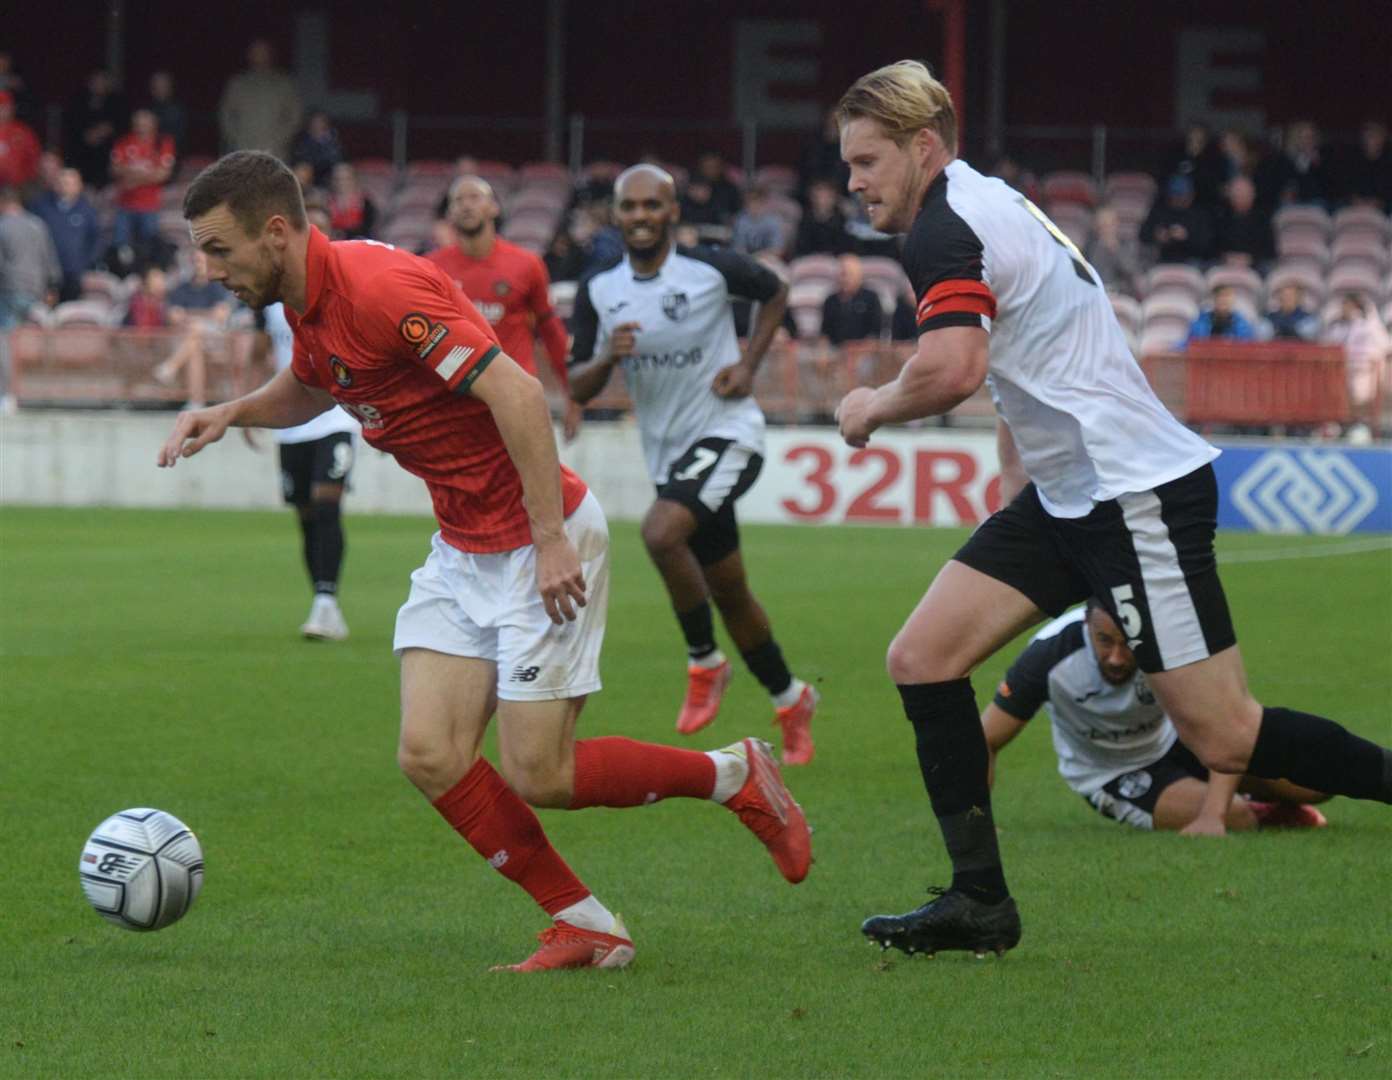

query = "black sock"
[307, 500, 344, 596]
[899, 679, 1009, 904]
[1248, 707, 1392, 803]
[740, 638, 793, 697]
[297, 510, 318, 589]
[676, 602, 717, 660]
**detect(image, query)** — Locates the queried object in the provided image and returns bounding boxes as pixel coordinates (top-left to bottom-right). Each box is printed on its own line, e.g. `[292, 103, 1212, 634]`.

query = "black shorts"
[656, 437, 763, 566]
[954, 464, 1235, 673]
[1083, 740, 1209, 829]
[279, 433, 355, 506]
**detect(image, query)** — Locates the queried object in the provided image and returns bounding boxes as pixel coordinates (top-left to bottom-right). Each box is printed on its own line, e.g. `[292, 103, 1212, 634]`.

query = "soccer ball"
[79, 808, 205, 931]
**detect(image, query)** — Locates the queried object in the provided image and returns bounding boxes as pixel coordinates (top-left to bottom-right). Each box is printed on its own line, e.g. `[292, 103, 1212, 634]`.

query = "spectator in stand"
[123, 265, 169, 328]
[291, 111, 343, 188]
[988, 154, 1038, 202]
[890, 291, 918, 341]
[1161, 123, 1228, 211]
[111, 109, 176, 274]
[731, 184, 786, 256]
[1185, 284, 1256, 346]
[573, 201, 622, 275]
[1142, 175, 1214, 265]
[693, 151, 742, 222]
[798, 107, 849, 200]
[1322, 293, 1390, 441]
[543, 226, 586, 284]
[1339, 120, 1391, 210]
[325, 162, 376, 240]
[732, 250, 798, 340]
[148, 72, 187, 165]
[1217, 129, 1252, 184]
[65, 70, 126, 189]
[1264, 283, 1318, 342]
[1084, 205, 1142, 298]
[0, 53, 37, 127]
[152, 259, 234, 408]
[794, 178, 851, 257]
[1251, 129, 1296, 216]
[1214, 175, 1274, 269]
[219, 39, 302, 162]
[0, 90, 40, 191]
[678, 175, 726, 240]
[29, 167, 102, 302]
[1283, 121, 1329, 207]
[820, 254, 882, 345]
[290, 160, 326, 208]
[0, 184, 61, 413]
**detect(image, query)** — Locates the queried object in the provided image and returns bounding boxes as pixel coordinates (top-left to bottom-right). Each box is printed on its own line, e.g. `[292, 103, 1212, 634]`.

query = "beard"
[624, 221, 670, 260]
[454, 219, 486, 237]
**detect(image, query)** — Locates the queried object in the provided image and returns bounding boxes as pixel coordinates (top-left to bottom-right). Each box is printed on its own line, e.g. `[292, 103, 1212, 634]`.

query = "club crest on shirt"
[1134, 673, 1155, 705]
[661, 290, 689, 321]
[397, 311, 449, 360]
[330, 356, 353, 387]
[492, 279, 511, 297]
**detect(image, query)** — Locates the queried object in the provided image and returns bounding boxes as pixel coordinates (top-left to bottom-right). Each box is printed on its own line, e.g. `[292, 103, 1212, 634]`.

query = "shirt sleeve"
[902, 199, 997, 335]
[682, 245, 781, 302]
[991, 620, 1084, 722]
[567, 273, 604, 368]
[527, 255, 571, 383]
[352, 263, 503, 395]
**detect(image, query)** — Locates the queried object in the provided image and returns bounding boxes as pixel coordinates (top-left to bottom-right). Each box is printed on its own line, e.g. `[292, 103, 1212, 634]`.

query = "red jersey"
[111, 134, 175, 212]
[0, 119, 40, 187]
[425, 237, 569, 386]
[287, 228, 588, 553]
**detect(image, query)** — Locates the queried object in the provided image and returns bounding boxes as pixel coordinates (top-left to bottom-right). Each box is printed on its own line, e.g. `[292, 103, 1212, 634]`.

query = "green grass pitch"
[1, 507, 1389, 1078]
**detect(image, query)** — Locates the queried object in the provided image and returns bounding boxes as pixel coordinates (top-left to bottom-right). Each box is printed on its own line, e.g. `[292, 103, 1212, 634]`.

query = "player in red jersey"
[156, 151, 811, 971]
[426, 176, 583, 439]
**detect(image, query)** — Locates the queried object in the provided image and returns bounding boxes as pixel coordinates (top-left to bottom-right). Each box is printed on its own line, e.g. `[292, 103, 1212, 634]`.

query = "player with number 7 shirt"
[832, 61, 1392, 960]
[156, 151, 813, 972]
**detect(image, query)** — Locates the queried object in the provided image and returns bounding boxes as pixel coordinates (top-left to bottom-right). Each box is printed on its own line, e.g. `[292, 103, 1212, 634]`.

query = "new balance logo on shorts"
[511, 665, 540, 683]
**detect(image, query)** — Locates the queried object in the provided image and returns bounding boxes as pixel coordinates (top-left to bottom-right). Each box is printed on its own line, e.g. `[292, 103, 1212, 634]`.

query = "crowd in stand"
[0, 40, 1388, 431]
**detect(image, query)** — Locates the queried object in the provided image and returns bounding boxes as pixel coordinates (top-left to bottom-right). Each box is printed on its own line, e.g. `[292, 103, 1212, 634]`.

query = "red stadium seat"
[1041, 170, 1099, 208]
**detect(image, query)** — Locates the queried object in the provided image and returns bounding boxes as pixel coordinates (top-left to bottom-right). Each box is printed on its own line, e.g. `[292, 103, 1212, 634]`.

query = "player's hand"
[534, 535, 587, 625]
[835, 386, 877, 448]
[562, 399, 584, 443]
[608, 321, 641, 362]
[711, 361, 754, 399]
[157, 403, 235, 467]
[1180, 815, 1228, 838]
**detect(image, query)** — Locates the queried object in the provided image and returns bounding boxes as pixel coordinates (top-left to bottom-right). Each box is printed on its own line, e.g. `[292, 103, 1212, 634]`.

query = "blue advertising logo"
[1214, 446, 1392, 534]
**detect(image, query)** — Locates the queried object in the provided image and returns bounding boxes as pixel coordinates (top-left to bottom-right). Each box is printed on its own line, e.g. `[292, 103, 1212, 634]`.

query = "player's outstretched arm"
[713, 279, 789, 399]
[995, 417, 1027, 503]
[981, 703, 1027, 790]
[156, 366, 333, 467]
[836, 325, 988, 447]
[470, 354, 587, 625]
[1179, 767, 1242, 838]
[568, 320, 637, 405]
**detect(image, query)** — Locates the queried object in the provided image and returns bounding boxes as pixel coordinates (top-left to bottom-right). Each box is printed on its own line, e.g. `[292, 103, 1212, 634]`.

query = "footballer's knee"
[640, 516, 684, 558]
[885, 633, 965, 685]
[396, 733, 473, 797]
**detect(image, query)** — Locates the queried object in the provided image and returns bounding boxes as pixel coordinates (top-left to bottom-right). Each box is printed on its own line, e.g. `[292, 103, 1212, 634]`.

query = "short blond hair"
[837, 60, 957, 153]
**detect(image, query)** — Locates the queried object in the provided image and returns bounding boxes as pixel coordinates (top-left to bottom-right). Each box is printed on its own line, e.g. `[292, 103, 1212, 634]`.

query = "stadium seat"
[52, 300, 115, 327]
[1204, 265, 1263, 310]
[176, 155, 213, 182]
[80, 270, 128, 306]
[1045, 202, 1092, 249]
[1041, 170, 1099, 208]
[860, 256, 912, 313]
[1326, 264, 1385, 305]
[1265, 263, 1326, 308]
[1330, 235, 1390, 279]
[1273, 205, 1332, 246]
[508, 187, 568, 215]
[788, 281, 831, 339]
[1139, 325, 1185, 357]
[393, 182, 447, 215]
[1275, 232, 1331, 265]
[580, 161, 624, 184]
[789, 254, 841, 291]
[406, 159, 456, 178]
[1331, 205, 1392, 245]
[354, 158, 396, 177]
[1140, 294, 1198, 349]
[1144, 264, 1205, 304]
[1103, 171, 1157, 207]
[520, 161, 571, 182]
[1109, 293, 1142, 337]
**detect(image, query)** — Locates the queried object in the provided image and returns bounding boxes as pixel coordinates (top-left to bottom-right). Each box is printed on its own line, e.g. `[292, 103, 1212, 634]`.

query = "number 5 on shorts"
[672, 446, 719, 483]
[1111, 584, 1144, 641]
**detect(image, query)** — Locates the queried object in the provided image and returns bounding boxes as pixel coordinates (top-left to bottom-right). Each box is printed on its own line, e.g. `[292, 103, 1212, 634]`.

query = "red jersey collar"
[300, 226, 330, 319]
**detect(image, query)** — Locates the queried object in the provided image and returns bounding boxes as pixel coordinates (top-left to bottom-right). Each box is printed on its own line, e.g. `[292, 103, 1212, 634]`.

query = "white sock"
[689, 649, 727, 670]
[554, 894, 616, 934]
[706, 747, 749, 803]
[772, 677, 806, 710]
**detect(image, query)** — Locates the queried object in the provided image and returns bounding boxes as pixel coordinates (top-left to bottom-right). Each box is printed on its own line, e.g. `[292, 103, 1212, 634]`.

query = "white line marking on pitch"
[1219, 538, 1392, 564]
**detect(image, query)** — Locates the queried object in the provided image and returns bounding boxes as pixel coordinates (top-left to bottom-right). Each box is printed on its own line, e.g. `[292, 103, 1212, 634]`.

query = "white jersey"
[903, 160, 1217, 517]
[262, 303, 360, 445]
[992, 608, 1178, 796]
[570, 246, 780, 483]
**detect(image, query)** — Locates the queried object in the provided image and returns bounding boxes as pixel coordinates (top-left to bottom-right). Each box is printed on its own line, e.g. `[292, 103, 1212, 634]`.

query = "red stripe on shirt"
[917, 279, 997, 325]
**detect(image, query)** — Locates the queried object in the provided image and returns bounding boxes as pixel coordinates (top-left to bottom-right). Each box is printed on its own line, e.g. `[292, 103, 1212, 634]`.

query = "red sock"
[570, 736, 717, 809]
[433, 757, 590, 916]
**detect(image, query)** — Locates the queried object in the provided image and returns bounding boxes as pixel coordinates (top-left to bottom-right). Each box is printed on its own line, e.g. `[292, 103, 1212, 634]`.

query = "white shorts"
[393, 491, 610, 701]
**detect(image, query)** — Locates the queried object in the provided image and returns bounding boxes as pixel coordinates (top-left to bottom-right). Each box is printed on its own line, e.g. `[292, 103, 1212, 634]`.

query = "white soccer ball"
[79, 808, 204, 931]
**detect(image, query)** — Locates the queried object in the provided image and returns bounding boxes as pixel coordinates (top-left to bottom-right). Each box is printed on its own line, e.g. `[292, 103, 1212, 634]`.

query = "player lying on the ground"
[157, 151, 811, 973]
[984, 600, 1330, 835]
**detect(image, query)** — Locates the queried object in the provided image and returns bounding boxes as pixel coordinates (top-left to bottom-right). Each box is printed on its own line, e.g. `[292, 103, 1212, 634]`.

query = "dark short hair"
[183, 150, 307, 235]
